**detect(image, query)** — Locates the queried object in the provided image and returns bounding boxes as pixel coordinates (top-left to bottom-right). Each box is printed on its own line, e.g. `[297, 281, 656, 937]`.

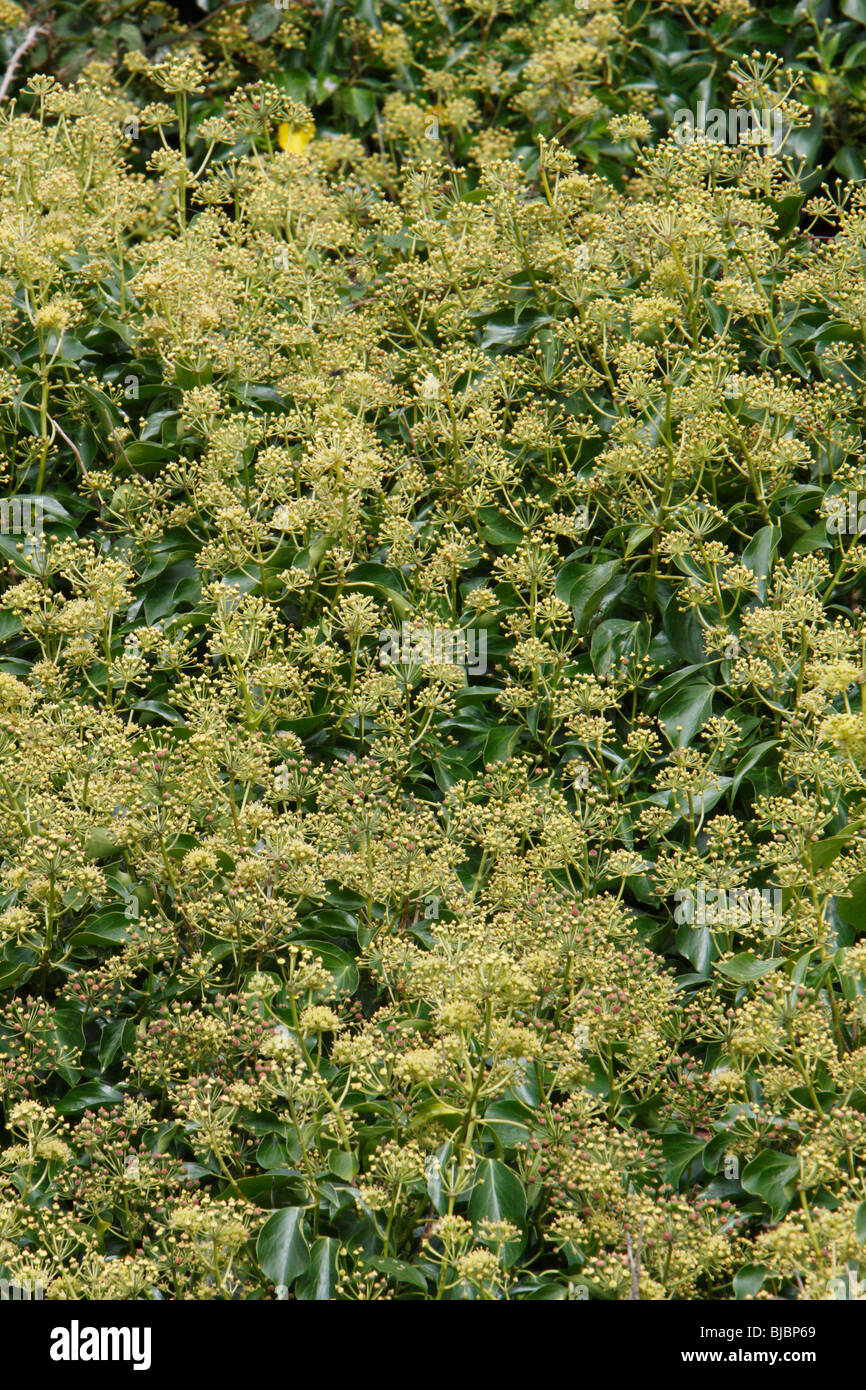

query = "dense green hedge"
[0, 0, 866, 1300]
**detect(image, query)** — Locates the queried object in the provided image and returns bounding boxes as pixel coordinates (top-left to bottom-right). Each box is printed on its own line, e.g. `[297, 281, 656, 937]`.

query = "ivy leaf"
[659, 683, 714, 748]
[468, 1158, 527, 1262]
[742, 525, 781, 603]
[741, 1150, 799, 1215]
[55, 1081, 124, 1114]
[715, 953, 783, 984]
[483, 725, 521, 764]
[662, 1131, 708, 1184]
[733, 1264, 769, 1299]
[247, 3, 283, 41]
[295, 1237, 338, 1301]
[256, 1207, 311, 1288]
[555, 558, 622, 632]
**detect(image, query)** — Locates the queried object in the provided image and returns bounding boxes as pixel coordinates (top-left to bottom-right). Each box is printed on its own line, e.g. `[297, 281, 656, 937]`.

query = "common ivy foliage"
[0, 0, 866, 1301]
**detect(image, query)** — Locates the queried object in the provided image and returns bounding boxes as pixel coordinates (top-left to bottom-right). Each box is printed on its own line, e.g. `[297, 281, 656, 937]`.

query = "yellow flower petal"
[277, 121, 314, 154]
